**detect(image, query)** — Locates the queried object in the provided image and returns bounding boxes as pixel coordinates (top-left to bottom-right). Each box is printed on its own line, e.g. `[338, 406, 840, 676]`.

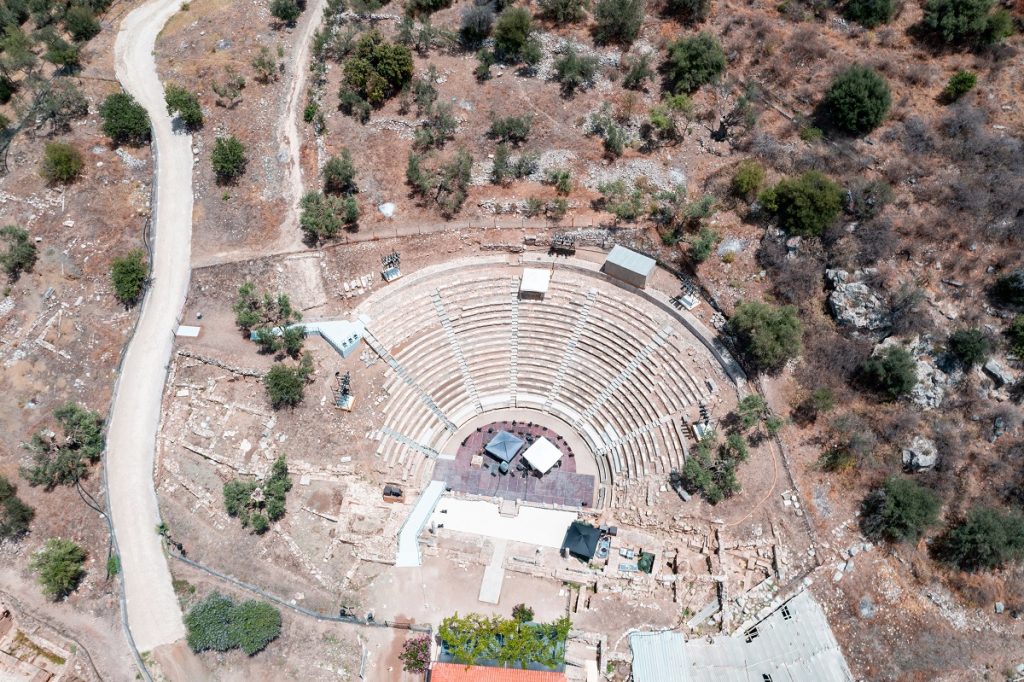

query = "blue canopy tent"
[484, 430, 525, 463]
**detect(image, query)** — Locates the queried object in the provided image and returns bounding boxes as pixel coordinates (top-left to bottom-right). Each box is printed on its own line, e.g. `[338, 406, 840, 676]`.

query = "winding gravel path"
[109, 0, 193, 653]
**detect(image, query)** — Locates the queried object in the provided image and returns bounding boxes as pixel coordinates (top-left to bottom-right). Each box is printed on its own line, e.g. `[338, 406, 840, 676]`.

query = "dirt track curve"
[109, 0, 193, 653]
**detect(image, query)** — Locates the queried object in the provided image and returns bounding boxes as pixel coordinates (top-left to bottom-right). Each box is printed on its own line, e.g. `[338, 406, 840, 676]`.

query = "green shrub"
[592, 0, 644, 45]
[993, 269, 1024, 307]
[860, 346, 917, 400]
[165, 84, 203, 129]
[322, 150, 358, 195]
[40, 142, 83, 184]
[299, 191, 359, 242]
[252, 46, 280, 83]
[860, 477, 941, 543]
[488, 114, 533, 145]
[21, 403, 104, 489]
[406, 0, 451, 16]
[597, 180, 644, 222]
[229, 600, 283, 655]
[796, 387, 835, 422]
[0, 76, 15, 105]
[825, 65, 891, 135]
[688, 226, 718, 263]
[64, 6, 100, 42]
[1007, 315, 1024, 356]
[947, 327, 991, 368]
[264, 355, 313, 409]
[545, 169, 572, 195]
[923, 0, 1013, 45]
[407, 148, 473, 218]
[727, 301, 803, 373]
[413, 103, 458, 150]
[106, 554, 120, 577]
[475, 49, 495, 80]
[439, 612, 571, 668]
[494, 7, 536, 62]
[942, 70, 977, 101]
[110, 249, 148, 306]
[341, 31, 413, 108]
[661, 32, 725, 94]
[185, 592, 236, 652]
[37, 79, 89, 135]
[665, 0, 711, 24]
[211, 136, 247, 183]
[799, 125, 823, 142]
[553, 44, 598, 96]
[512, 603, 535, 622]
[44, 37, 80, 68]
[539, 0, 588, 23]
[759, 171, 843, 237]
[843, 0, 893, 27]
[588, 105, 625, 157]
[678, 434, 743, 504]
[224, 456, 291, 532]
[0, 475, 34, 541]
[622, 53, 654, 90]
[99, 92, 151, 146]
[233, 282, 302, 333]
[270, 0, 302, 25]
[934, 506, 1024, 572]
[0, 225, 36, 280]
[731, 159, 764, 199]
[30, 538, 86, 600]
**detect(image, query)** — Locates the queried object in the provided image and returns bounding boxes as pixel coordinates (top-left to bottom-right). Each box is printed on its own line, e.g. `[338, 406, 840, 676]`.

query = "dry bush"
[901, 62, 936, 87]
[1005, 568, 1024, 612]
[876, 28, 897, 48]
[897, 117, 935, 157]
[786, 26, 828, 63]
[795, 319, 872, 392]
[874, 404, 921, 447]
[854, 219, 901, 266]
[758, 242, 825, 305]
[948, 572, 1003, 607]
[749, 133, 795, 172]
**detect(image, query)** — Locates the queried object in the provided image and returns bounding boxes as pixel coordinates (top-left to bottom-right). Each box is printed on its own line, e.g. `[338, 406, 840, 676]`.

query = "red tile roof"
[429, 663, 567, 682]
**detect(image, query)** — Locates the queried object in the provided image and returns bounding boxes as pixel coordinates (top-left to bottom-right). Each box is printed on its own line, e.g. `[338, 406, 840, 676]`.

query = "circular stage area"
[434, 419, 596, 508]
[357, 255, 742, 510]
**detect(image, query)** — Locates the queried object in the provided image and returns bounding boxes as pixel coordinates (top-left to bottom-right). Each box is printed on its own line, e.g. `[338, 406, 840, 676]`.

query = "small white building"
[520, 268, 552, 299]
[603, 245, 657, 289]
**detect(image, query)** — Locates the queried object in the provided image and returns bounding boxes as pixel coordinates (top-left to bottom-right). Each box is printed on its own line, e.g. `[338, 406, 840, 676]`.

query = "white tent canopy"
[522, 436, 562, 474]
[520, 268, 551, 295]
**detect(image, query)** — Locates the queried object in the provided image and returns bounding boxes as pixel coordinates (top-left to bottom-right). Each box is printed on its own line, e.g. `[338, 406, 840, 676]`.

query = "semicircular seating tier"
[357, 256, 741, 508]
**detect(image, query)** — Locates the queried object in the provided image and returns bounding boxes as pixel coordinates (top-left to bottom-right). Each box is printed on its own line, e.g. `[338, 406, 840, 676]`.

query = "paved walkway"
[431, 498, 577, 548]
[108, 0, 193, 652]
[396, 480, 446, 567]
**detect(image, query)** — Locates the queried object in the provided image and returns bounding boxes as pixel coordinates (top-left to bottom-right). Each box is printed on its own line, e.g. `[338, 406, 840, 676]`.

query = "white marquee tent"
[522, 436, 562, 474]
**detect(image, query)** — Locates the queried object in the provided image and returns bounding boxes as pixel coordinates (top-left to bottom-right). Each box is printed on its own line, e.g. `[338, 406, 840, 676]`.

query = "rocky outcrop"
[911, 357, 951, 409]
[825, 269, 890, 337]
[983, 359, 1015, 387]
[902, 435, 939, 471]
[874, 336, 957, 409]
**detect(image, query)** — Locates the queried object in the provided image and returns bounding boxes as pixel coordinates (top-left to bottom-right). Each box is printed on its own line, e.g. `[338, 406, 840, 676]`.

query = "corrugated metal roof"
[630, 592, 854, 682]
[685, 591, 853, 682]
[629, 631, 689, 682]
[605, 245, 657, 276]
[429, 663, 566, 682]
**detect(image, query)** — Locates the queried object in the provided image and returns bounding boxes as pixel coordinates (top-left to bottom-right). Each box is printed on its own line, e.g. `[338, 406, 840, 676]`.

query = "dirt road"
[109, 0, 193, 653]
[272, 0, 327, 255]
